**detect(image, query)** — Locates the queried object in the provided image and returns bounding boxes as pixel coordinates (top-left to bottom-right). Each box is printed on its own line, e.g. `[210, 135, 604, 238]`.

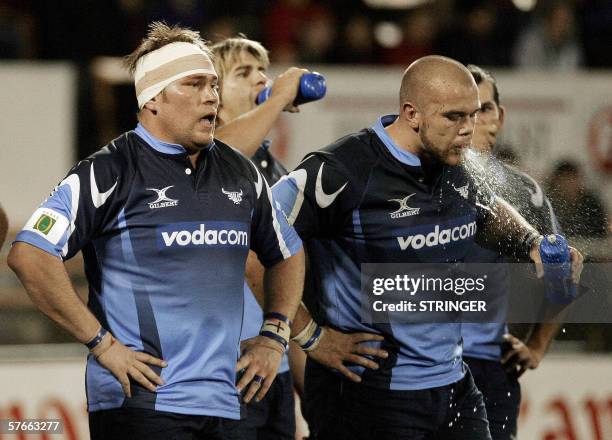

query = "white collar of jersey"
[134, 123, 215, 155]
[372, 115, 421, 167]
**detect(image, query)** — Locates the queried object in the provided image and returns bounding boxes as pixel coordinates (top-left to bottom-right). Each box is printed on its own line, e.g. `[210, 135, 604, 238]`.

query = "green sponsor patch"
[34, 214, 56, 235]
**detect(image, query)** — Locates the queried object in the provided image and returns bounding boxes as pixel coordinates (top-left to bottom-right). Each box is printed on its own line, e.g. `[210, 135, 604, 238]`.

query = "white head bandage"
[134, 42, 216, 109]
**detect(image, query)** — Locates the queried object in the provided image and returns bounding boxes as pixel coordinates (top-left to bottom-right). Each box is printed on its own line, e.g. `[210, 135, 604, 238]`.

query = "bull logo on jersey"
[452, 183, 469, 199]
[389, 194, 420, 219]
[147, 186, 179, 209]
[222, 188, 243, 205]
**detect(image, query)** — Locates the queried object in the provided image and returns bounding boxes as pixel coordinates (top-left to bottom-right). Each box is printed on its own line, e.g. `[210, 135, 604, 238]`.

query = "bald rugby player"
[272, 56, 583, 439]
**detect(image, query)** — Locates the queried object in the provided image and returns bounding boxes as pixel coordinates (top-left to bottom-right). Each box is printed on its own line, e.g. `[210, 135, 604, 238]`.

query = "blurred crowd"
[1, 0, 610, 68]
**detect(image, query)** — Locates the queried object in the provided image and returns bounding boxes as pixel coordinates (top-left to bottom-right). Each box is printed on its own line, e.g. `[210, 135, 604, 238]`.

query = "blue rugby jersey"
[272, 115, 495, 390]
[242, 142, 290, 375]
[15, 124, 302, 418]
[463, 160, 560, 361]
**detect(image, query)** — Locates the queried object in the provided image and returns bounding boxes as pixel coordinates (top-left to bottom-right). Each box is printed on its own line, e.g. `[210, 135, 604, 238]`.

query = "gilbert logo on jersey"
[389, 194, 420, 219]
[147, 186, 179, 209]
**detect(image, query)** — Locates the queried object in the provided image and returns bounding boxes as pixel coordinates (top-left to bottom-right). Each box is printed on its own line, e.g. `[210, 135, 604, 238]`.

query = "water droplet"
[473, 406, 477, 413]
[507, 392, 511, 397]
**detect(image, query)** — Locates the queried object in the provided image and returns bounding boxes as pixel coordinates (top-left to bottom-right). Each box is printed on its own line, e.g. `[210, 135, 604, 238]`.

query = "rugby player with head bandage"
[8, 22, 305, 440]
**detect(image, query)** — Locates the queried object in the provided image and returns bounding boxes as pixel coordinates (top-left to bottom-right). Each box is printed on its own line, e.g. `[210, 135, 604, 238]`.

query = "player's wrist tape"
[259, 316, 291, 351]
[259, 331, 288, 350]
[263, 312, 292, 327]
[85, 327, 108, 350]
[292, 319, 324, 352]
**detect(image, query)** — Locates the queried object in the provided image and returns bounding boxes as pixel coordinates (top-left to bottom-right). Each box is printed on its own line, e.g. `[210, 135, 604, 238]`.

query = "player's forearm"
[8, 242, 101, 343]
[216, 97, 286, 158]
[477, 197, 541, 259]
[246, 250, 313, 336]
[527, 298, 571, 351]
[263, 248, 305, 321]
[525, 322, 562, 357]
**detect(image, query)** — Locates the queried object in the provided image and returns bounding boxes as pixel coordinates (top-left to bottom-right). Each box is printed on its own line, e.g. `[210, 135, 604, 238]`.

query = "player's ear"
[401, 101, 420, 130]
[498, 104, 506, 128]
[143, 95, 160, 115]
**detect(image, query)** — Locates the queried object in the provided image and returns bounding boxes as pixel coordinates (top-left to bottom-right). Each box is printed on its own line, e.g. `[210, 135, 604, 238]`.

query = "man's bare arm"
[237, 249, 305, 402]
[263, 248, 305, 319]
[215, 68, 307, 158]
[477, 197, 541, 260]
[502, 322, 563, 377]
[8, 242, 166, 397]
[244, 250, 387, 383]
[9, 242, 101, 341]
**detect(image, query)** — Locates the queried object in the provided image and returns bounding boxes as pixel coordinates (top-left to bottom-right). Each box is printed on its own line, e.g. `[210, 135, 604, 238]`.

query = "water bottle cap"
[540, 234, 570, 263]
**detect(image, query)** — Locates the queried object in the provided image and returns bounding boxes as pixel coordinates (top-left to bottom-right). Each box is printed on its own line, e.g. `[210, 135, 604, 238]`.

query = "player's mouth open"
[200, 113, 216, 127]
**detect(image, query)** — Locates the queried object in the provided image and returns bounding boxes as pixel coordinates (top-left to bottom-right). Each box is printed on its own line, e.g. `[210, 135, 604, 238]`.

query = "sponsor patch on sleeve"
[23, 208, 70, 245]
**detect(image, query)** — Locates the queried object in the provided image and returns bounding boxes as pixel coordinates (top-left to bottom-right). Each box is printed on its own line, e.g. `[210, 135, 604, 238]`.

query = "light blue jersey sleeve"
[249, 160, 302, 267]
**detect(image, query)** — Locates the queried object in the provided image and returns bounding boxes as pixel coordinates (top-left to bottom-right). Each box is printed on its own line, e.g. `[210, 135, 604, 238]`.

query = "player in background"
[8, 23, 304, 440]
[0, 204, 8, 248]
[462, 64, 564, 439]
[211, 36, 387, 439]
[272, 55, 583, 439]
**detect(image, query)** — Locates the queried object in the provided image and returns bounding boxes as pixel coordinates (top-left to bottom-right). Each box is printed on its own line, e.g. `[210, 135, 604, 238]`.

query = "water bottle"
[256, 72, 327, 106]
[539, 234, 577, 304]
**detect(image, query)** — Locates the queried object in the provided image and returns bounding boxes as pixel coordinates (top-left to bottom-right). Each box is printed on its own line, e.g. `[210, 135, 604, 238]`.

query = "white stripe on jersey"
[60, 173, 80, 257]
[277, 170, 307, 226]
[250, 160, 263, 199]
[249, 160, 291, 259]
[90, 163, 118, 208]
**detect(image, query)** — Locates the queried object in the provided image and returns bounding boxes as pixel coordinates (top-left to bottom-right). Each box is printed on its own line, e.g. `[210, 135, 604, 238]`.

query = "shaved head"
[399, 55, 477, 110]
[385, 55, 480, 166]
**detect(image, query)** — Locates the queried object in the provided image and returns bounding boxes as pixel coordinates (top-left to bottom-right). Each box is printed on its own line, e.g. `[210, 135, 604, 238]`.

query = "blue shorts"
[304, 358, 491, 440]
[464, 357, 521, 440]
[222, 371, 295, 440]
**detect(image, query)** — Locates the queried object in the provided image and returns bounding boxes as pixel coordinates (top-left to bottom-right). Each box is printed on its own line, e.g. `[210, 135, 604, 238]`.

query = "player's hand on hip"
[270, 67, 309, 112]
[307, 327, 388, 383]
[236, 335, 283, 403]
[92, 335, 167, 398]
[501, 334, 543, 377]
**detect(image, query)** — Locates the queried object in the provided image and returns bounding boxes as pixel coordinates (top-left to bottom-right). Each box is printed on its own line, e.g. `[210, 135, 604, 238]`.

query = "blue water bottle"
[256, 72, 327, 106]
[539, 234, 577, 304]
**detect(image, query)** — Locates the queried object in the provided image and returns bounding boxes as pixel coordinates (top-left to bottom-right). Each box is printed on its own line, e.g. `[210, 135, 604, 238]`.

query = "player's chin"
[444, 146, 467, 166]
[194, 128, 214, 145]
